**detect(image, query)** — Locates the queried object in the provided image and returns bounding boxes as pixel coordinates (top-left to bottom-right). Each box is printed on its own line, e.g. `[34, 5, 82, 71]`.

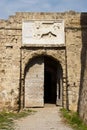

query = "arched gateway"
[0, 12, 83, 113]
[24, 56, 63, 107]
[20, 19, 66, 109]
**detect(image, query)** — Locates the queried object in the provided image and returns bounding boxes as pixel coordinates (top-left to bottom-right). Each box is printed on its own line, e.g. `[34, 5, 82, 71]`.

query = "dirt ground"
[14, 104, 74, 130]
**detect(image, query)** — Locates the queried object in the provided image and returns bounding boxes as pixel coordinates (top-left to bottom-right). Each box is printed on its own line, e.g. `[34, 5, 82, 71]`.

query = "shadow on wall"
[78, 13, 87, 124]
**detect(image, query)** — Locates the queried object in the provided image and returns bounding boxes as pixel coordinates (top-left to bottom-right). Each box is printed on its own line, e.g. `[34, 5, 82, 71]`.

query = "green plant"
[0, 109, 34, 130]
[60, 108, 87, 130]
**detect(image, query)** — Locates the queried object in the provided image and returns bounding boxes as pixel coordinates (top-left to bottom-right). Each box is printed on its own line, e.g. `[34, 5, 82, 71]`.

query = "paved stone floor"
[14, 104, 74, 130]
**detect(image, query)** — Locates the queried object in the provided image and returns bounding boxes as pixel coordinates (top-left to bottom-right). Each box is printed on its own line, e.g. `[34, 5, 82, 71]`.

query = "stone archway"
[24, 55, 63, 108]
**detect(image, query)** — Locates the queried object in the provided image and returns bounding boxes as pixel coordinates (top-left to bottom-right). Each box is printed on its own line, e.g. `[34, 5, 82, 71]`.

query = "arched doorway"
[24, 56, 63, 107]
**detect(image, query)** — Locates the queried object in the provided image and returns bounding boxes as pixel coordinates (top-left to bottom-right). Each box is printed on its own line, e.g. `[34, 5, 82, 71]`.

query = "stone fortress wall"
[0, 12, 87, 124]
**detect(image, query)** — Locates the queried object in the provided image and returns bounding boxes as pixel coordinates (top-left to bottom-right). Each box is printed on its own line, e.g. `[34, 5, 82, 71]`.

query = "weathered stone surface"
[25, 57, 44, 107]
[22, 20, 64, 45]
[0, 12, 87, 125]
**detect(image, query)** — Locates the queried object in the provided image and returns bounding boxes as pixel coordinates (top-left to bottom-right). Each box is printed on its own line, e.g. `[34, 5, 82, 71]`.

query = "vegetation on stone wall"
[60, 108, 87, 130]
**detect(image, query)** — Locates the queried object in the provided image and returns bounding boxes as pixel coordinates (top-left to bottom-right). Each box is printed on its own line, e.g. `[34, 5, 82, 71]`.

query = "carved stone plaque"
[22, 20, 64, 44]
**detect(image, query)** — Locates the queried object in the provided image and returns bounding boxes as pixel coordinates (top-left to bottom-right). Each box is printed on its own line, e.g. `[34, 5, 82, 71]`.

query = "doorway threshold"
[44, 103, 57, 108]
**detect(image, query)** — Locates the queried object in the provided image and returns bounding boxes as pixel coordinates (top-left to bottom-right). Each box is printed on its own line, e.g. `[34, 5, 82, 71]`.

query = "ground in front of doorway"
[14, 104, 74, 130]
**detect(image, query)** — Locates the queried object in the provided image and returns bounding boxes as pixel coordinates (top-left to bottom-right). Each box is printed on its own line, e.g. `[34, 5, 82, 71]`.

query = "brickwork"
[0, 12, 87, 124]
[78, 13, 87, 124]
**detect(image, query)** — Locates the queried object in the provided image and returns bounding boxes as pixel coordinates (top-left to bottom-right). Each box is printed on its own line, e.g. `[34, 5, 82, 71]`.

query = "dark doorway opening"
[44, 56, 57, 104]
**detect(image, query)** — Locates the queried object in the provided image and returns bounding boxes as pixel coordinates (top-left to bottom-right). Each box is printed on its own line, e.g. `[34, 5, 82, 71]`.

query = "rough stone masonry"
[0, 11, 87, 124]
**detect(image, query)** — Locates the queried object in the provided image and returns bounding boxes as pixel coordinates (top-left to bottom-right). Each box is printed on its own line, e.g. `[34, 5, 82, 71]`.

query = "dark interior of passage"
[44, 56, 58, 104]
